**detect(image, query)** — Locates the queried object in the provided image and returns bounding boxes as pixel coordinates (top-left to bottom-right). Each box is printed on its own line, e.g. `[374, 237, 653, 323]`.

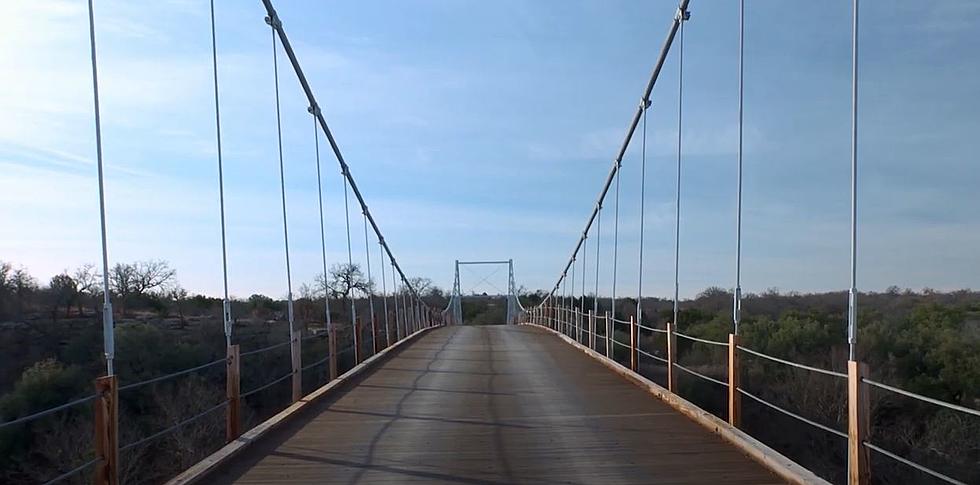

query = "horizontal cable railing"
[41, 457, 100, 485]
[736, 345, 847, 379]
[118, 357, 227, 392]
[302, 331, 329, 341]
[638, 322, 667, 333]
[0, 393, 96, 431]
[737, 386, 847, 439]
[864, 441, 967, 485]
[301, 354, 332, 372]
[242, 372, 295, 399]
[120, 400, 229, 453]
[863, 377, 980, 417]
[673, 331, 726, 347]
[240, 339, 292, 357]
[638, 347, 669, 364]
[673, 362, 728, 387]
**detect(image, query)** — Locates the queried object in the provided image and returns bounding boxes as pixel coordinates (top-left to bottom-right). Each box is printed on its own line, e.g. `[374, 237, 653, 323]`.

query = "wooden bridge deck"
[206, 325, 782, 484]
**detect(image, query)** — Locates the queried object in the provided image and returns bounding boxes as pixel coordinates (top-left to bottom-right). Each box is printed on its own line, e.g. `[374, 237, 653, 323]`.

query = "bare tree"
[327, 263, 372, 300]
[408, 276, 435, 297]
[165, 284, 188, 326]
[72, 264, 100, 316]
[109, 260, 176, 315]
[326, 264, 373, 322]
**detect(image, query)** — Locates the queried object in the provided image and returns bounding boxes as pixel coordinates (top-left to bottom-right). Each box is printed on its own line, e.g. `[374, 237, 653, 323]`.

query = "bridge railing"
[0, 308, 441, 485]
[0, 0, 451, 482]
[526, 0, 978, 482]
[522, 306, 977, 485]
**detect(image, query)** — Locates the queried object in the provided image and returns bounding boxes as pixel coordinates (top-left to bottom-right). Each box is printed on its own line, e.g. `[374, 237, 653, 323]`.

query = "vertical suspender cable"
[269, 19, 297, 350]
[86, 0, 114, 376]
[672, 11, 687, 330]
[391, 261, 400, 335]
[636, 102, 649, 326]
[342, 171, 357, 331]
[594, 208, 601, 317]
[734, 0, 744, 336]
[362, 214, 376, 344]
[401, 280, 408, 333]
[379, 242, 390, 345]
[847, 0, 859, 361]
[312, 111, 333, 334]
[581, 236, 588, 313]
[610, 164, 620, 317]
[570, 257, 576, 314]
[210, 0, 233, 347]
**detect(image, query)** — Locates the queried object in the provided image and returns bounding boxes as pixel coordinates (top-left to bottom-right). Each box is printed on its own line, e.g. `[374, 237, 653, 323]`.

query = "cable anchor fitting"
[675, 8, 690, 22]
[264, 14, 282, 28]
[640, 99, 652, 111]
[307, 104, 321, 116]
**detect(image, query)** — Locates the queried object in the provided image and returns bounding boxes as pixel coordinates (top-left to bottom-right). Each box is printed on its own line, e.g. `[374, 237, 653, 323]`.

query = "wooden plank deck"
[206, 325, 782, 484]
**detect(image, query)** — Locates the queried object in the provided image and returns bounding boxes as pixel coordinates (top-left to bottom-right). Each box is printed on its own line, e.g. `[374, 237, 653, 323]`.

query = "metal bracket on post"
[222, 299, 233, 341]
[102, 303, 115, 374]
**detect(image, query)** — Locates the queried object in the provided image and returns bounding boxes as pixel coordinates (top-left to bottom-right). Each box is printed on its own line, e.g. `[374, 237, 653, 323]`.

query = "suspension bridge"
[2, 0, 977, 484]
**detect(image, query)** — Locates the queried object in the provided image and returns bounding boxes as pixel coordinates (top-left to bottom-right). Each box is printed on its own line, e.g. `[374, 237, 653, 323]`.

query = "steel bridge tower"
[444, 259, 524, 325]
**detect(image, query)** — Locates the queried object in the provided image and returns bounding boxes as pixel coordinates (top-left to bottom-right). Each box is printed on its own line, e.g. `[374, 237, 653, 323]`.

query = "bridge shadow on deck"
[207, 325, 782, 485]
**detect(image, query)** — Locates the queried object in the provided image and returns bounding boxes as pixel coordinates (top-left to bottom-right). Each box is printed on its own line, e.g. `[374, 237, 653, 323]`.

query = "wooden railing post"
[328, 325, 338, 380]
[354, 317, 362, 364]
[605, 311, 612, 359]
[848, 360, 871, 485]
[629, 316, 637, 371]
[290, 330, 301, 403]
[728, 334, 740, 427]
[226, 345, 240, 442]
[588, 310, 595, 350]
[387, 311, 395, 347]
[371, 313, 380, 354]
[667, 322, 677, 392]
[94, 375, 118, 485]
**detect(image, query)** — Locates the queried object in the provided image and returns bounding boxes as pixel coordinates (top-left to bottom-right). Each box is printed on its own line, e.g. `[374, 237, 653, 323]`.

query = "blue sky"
[1, 0, 978, 300]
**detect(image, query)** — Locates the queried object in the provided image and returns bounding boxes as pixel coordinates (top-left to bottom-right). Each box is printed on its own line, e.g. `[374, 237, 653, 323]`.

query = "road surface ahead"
[209, 325, 781, 484]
